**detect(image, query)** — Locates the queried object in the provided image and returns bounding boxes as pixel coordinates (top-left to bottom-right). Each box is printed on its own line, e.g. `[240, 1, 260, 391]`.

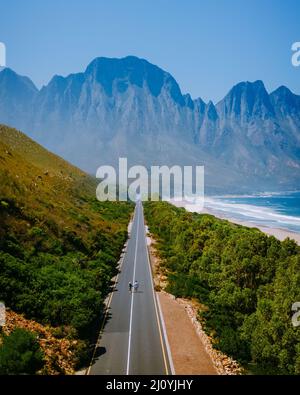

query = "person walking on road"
[133, 280, 139, 292]
[128, 282, 133, 292]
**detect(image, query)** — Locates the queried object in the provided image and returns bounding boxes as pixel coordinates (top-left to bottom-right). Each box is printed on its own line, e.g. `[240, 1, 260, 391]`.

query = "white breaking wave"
[202, 197, 300, 229]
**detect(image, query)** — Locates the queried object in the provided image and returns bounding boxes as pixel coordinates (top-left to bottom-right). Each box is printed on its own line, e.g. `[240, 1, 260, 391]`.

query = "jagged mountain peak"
[270, 85, 300, 117]
[206, 101, 218, 120]
[270, 85, 300, 102]
[0, 67, 17, 78]
[42, 72, 85, 93]
[0, 67, 37, 93]
[224, 79, 269, 100]
[0, 58, 299, 192]
[84, 56, 184, 104]
[183, 93, 194, 109]
[271, 85, 294, 97]
[217, 79, 274, 119]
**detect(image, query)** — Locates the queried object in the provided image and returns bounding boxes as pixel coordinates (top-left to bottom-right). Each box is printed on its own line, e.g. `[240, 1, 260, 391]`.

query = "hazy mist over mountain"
[0, 56, 299, 193]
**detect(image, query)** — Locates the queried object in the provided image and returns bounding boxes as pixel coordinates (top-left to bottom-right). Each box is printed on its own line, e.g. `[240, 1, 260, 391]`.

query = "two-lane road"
[88, 201, 172, 375]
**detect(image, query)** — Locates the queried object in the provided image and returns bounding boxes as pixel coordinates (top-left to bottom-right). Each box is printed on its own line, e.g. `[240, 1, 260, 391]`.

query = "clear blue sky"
[1, 0, 299, 102]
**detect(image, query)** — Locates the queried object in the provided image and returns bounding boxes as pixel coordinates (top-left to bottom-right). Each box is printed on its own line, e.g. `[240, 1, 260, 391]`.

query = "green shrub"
[0, 328, 44, 375]
[144, 201, 300, 374]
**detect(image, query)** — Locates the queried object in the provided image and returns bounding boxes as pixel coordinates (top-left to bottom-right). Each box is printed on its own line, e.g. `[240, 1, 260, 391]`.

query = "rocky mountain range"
[0, 56, 299, 193]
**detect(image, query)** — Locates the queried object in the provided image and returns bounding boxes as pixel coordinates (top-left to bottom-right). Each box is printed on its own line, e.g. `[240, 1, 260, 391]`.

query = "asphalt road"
[88, 201, 171, 375]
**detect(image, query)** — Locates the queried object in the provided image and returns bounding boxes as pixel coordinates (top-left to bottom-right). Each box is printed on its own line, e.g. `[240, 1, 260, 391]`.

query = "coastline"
[170, 200, 300, 245]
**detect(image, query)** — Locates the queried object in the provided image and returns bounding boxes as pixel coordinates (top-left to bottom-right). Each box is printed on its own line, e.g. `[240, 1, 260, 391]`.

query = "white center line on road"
[126, 202, 140, 375]
[142, 204, 171, 375]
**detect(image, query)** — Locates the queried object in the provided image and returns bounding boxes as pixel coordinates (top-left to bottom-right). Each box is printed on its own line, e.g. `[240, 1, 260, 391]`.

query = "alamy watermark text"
[0, 42, 6, 67]
[291, 42, 300, 67]
[96, 157, 204, 208]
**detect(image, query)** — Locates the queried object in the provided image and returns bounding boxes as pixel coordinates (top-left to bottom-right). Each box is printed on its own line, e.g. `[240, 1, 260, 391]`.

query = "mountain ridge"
[0, 56, 299, 193]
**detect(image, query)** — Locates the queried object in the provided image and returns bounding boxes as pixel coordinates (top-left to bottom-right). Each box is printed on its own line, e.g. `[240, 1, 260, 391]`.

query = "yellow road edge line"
[153, 279, 169, 375]
[156, 291, 176, 375]
[142, 205, 170, 375]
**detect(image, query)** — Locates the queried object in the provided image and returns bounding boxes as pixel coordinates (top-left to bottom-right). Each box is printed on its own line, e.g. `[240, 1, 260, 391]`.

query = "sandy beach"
[170, 199, 300, 245]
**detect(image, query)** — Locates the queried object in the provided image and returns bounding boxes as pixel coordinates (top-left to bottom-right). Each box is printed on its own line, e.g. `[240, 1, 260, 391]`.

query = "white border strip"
[156, 293, 176, 375]
[142, 204, 175, 375]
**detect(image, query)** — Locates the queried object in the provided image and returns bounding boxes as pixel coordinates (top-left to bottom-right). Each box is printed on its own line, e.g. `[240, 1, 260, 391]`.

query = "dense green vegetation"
[0, 125, 133, 370]
[0, 328, 44, 374]
[144, 201, 300, 374]
[0, 198, 132, 335]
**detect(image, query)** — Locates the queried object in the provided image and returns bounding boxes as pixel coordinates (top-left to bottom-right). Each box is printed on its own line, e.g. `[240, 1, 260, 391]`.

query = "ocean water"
[204, 191, 300, 234]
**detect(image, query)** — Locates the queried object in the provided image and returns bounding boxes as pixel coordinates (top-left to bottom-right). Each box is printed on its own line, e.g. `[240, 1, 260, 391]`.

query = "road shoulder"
[146, 227, 242, 375]
[157, 291, 218, 375]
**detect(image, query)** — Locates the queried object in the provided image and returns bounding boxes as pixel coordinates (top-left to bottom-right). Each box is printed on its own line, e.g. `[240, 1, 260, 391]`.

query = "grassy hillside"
[0, 124, 133, 373]
[144, 201, 300, 375]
